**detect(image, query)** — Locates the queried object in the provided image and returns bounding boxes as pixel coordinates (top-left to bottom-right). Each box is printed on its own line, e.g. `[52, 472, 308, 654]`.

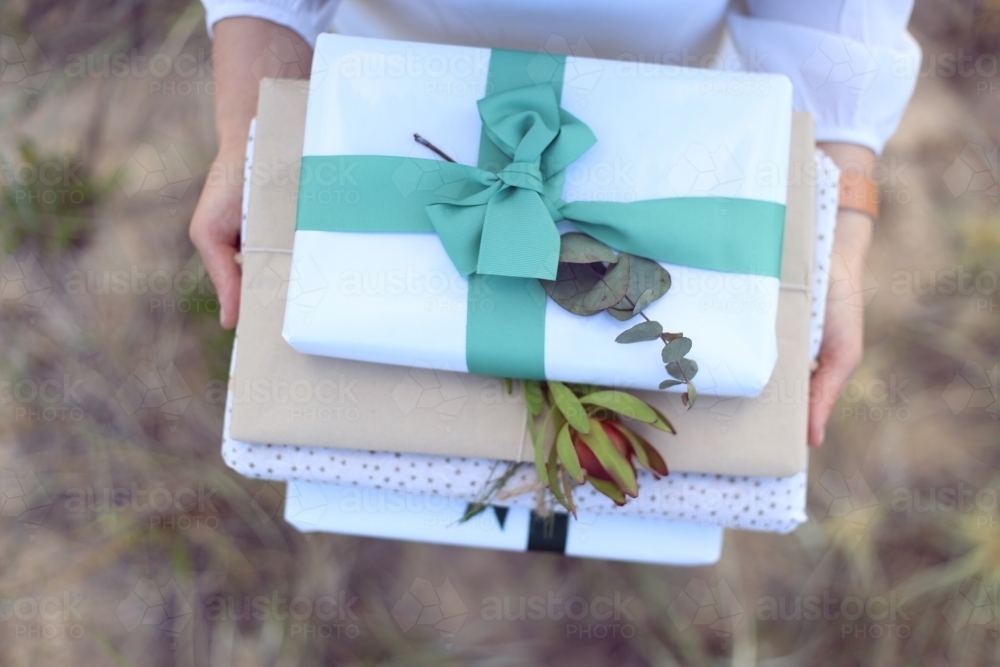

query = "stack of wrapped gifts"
[221, 34, 838, 565]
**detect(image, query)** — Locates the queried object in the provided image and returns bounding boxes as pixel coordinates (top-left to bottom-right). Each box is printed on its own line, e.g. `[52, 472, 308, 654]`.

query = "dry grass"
[1, 1, 999, 665]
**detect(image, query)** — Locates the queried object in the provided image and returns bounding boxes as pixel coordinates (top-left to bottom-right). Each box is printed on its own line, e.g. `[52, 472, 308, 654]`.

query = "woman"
[189, 0, 920, 447]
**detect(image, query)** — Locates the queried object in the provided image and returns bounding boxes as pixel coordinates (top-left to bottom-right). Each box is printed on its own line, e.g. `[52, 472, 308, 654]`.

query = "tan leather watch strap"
[838, 169, 880, 221]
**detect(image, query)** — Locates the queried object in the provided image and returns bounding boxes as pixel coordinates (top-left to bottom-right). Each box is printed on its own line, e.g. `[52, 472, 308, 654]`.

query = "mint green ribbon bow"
[424, 85, 596, 281]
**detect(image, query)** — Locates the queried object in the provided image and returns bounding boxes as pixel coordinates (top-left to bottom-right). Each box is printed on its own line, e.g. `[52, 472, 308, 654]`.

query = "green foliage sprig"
[539, 232, 699, 406]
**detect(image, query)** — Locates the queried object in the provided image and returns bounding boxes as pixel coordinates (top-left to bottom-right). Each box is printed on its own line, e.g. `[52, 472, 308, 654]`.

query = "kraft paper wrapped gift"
[281, 34, 793, 395]
[229, 78, 815, 478]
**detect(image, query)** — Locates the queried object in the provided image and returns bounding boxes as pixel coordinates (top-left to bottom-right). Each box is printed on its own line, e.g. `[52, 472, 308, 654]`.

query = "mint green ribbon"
[424, 84, 596, 280]
[296, 49, 786, 379]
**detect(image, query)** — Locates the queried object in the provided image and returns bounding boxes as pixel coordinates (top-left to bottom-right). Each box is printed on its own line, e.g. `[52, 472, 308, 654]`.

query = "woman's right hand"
[190, 149, 245, 328]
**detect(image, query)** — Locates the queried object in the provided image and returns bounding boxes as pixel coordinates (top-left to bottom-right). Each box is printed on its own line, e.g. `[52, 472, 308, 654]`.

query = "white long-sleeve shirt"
[201, 0, 920, 155]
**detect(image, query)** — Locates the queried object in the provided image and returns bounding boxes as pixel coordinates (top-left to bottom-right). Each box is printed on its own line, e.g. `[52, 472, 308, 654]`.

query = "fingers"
[189, 206, 242, 329]
[189, 155, 244, 329]
[198, 234, 242, 329]
[808, 341, 862, 448]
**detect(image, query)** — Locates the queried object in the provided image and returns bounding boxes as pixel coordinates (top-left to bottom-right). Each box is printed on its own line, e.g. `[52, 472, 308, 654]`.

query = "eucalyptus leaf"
[558, 232, 618, 264]
[555, 422, 584, 483]
[615, 320, 663, 344]
[540, 262, 606, 316]
[579, 390, 658, 424]
[548, 381, 590, 434]
[631, 288, 655, 315]
[613, 254, 671, 311]
[666, 358, 699, 381]
[658, 379, 683, 389]
[661, 337, 693, 363]
[607, 306, 636, 321]
[580, 254, 630, 312]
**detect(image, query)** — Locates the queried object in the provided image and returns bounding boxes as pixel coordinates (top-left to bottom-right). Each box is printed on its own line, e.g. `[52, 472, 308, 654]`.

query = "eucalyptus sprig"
[539, 233, 699, 406]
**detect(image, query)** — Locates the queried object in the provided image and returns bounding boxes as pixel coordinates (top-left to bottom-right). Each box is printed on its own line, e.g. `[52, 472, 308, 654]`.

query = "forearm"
[211, 17, 313, 158]
[817, 142, 877, 266]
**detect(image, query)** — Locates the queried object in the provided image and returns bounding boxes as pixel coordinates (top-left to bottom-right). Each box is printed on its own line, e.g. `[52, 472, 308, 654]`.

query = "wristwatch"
[838, 168, 880, 223]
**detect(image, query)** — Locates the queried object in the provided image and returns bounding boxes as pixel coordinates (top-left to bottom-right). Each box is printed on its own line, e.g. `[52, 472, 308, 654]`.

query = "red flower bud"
[572, 419, 635, 483]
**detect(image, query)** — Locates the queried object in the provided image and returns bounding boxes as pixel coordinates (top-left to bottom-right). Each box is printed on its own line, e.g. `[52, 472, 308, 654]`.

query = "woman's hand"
[809, 142, 877, 447]
[189, 17, 313, 329]
[190, 149, 245, 328]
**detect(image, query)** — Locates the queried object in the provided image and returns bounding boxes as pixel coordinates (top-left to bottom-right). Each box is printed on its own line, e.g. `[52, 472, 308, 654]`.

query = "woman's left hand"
[809, 142, 877, 447]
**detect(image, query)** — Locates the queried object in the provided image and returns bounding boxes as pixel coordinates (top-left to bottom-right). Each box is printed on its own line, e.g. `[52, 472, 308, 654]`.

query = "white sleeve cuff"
[728, 12, 921, 156]
[203, 1, 339, 48]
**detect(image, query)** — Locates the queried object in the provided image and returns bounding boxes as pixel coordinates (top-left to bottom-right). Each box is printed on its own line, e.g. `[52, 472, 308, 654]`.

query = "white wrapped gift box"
[282, 34, 793, 396]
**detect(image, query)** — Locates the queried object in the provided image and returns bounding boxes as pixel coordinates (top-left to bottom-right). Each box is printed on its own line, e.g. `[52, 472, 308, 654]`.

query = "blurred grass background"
[1, 0, 999, 664]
